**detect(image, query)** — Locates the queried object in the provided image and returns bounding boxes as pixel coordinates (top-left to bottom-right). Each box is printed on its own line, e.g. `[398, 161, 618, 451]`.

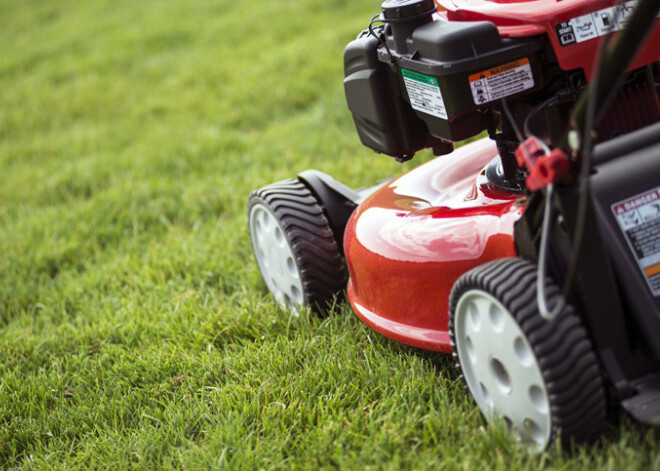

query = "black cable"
[523, 95, 558, 140]
[367, 14, 381, 40]
[556, 3, 617, 305]
[536, 1, 623, 319]
[368, 14, 394, 64]
[500, 98, 524, 142]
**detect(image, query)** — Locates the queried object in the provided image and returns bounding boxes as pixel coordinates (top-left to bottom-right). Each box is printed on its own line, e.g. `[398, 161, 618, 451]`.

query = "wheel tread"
[448, 257, 606, 449]
[248, 178, 347, 313]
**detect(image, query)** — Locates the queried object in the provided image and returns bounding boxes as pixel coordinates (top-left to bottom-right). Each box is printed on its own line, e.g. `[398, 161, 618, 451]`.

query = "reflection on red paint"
[344, 138, 525, 352]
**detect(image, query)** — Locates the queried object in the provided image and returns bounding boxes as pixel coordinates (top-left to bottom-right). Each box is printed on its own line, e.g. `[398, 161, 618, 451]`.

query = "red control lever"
[515, 137, 570, 192]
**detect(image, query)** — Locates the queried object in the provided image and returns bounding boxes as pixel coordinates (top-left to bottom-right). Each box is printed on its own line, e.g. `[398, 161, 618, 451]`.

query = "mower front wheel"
[449, 258, 606, 451]
[247, 178, 346, 313]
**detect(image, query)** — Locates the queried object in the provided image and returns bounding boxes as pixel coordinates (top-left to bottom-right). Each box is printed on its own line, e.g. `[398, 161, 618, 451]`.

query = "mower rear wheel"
[449, 258, 606, 451]
[248, 178, 346, 313]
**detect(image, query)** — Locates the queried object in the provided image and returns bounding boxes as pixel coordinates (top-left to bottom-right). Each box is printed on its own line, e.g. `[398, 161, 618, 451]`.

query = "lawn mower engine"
[345, 0, 659, 167]
[248, 0, 660, 453]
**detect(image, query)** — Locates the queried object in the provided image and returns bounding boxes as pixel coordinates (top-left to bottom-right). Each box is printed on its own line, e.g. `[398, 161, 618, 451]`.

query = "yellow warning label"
[468, 58, 534, 105]
[469, 58, 531, 82]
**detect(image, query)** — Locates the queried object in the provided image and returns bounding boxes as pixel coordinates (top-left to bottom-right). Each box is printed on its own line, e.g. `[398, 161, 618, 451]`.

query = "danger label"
[612, 187, 660, 297]
[401, 69, 448, 120]
[555, 0, 644, 47]
[468, 58, 534, 105]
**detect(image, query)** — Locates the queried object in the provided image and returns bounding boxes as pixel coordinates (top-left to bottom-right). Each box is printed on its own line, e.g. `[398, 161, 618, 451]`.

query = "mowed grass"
[0, 0, 658, 468]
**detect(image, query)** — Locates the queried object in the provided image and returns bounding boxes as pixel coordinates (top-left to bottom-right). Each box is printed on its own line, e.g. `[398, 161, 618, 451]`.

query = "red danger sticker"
[613, 189, 660, 214]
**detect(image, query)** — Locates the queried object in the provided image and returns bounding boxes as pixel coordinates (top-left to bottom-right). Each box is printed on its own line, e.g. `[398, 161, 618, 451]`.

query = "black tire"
[448, 257, 606, 451]
[247, 178, 346, 313]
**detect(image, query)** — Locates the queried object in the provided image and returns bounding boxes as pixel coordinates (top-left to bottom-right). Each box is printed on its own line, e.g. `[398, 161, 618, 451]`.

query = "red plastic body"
[342, 0, 659, 353]
[344, 139, 524, 352]
[434, 0, 660, 80]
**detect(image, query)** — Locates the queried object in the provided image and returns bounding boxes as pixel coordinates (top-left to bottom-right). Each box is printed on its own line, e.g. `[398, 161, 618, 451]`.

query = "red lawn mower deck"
[248, 0, 660, 451]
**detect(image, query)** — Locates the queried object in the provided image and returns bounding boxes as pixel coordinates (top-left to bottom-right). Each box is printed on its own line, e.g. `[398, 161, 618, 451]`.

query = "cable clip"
[514, 137, 570, 192]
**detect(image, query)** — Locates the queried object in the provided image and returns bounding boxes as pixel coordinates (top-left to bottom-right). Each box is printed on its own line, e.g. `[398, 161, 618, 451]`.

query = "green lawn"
[1, 0, 658, 469]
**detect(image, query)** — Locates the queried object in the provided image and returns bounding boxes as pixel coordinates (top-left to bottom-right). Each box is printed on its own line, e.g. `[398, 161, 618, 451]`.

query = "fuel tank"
[344, 138, 525, 352]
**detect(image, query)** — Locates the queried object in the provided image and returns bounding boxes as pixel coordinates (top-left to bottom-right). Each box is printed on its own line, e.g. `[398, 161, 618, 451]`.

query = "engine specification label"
[401, 69, 448, 120]
[468, 58, 534, 105]
[554, 0, 658, 47]
[612, 187, 660, 297]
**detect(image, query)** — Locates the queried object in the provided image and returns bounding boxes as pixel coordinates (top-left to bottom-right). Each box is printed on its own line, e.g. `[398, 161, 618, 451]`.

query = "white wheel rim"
[454, 289, 551, 451]
[249, 203, 305, 309]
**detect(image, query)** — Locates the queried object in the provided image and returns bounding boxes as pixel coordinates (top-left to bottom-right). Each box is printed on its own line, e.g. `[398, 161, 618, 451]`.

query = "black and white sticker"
[555, 0, 646, 47]
[612, 186, 660, 297]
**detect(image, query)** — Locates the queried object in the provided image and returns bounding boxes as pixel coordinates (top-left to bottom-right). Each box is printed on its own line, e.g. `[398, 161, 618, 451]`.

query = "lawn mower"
[247, 0, 660, 451]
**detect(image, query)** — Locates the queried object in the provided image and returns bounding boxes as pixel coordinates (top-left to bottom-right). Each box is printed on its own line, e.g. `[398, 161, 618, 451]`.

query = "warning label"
[468, 58, 534, 105]
[401, 69, 448, 120]
[555, 0, 643, 47]
[612, 187, 660, 297]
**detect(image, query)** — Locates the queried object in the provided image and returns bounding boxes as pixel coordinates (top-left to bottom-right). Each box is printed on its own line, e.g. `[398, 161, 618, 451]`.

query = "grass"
[0, 0, 659, 468]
